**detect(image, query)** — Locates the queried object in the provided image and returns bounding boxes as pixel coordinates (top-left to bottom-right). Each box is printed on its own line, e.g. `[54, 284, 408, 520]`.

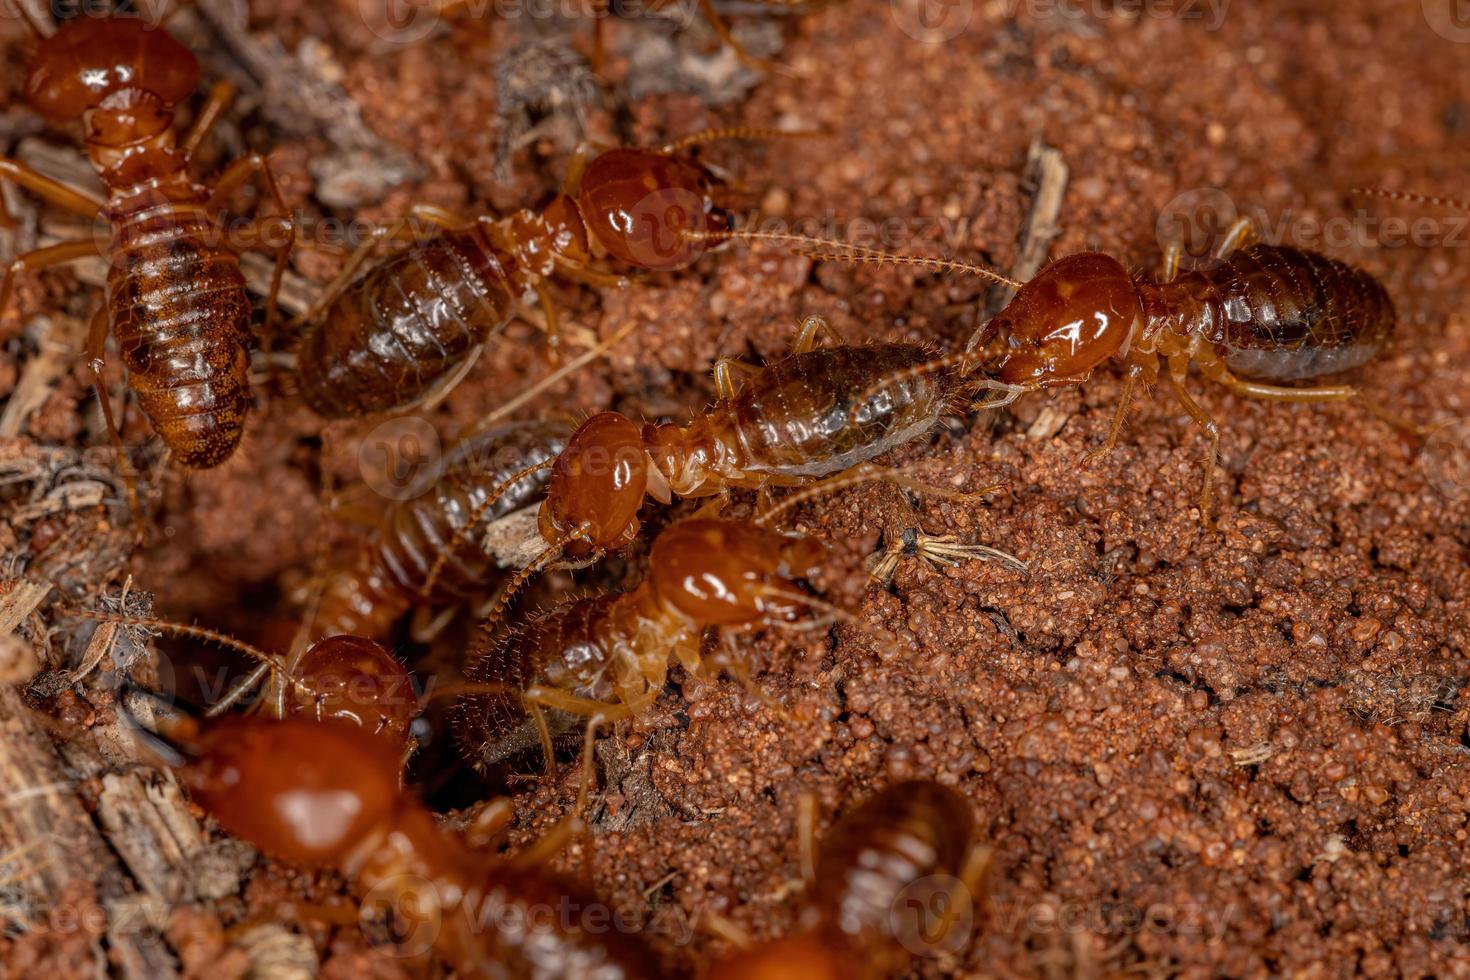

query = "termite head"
[24, 15, 199, 122]
[974, 253, 1141, 386]
[538, 412, 669, 558]
[648, 519, 827, 626]
[158, 716, 401, 866]
[575, 148, 733, 270]
[284, 636, 415, 748]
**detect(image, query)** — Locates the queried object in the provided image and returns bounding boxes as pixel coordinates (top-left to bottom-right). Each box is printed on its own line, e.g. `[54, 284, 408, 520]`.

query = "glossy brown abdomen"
[1199, 244, 1394, 382]
[719, 344, 953, 481]
[107, 198, 251, 468]
[298, 228, 518, 418]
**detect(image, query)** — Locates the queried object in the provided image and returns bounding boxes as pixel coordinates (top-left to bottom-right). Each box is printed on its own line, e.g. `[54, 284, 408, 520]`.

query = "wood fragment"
[984, 139, 1069, 319]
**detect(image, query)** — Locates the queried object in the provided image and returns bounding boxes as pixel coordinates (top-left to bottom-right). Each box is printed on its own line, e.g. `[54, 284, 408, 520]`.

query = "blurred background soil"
[3, 0, 1470, 976]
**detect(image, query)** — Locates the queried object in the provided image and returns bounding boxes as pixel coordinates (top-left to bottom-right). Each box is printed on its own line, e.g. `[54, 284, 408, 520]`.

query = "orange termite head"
[648, 519, 827, 626]
[166, 716, 402, 866]
[575, 148, 733, 270]
[538, 412, 668, 558]
[284, 635, 415, 747]
[975, 253, 1142, 387]
[24, 15, 199, 122]
[705, 929, 862, 980]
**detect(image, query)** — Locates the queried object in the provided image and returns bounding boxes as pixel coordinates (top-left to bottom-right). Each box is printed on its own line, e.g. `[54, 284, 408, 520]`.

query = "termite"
[293, 128, 808, 419]
[129, 709, 666, 979]
[708, 780, 987, 979]
[453, 516, 885, 798]
[0, 11, 297, 471]
[310, 419, 571, 640]
[424, 312, 1025, 601]
[690, 221, 1398, 523]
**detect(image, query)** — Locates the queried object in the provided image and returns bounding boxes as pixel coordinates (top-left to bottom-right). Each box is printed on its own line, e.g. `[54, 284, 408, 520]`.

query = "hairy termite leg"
[1159, 368, 1221, 525]
[84, 306, 142, 522]
[205, 660, 272, 718]
[0, 238, 99, 319]
[0, 158, 106, 227]
[789, 313, 844, 354]
[1085, 358, 1153, 464]
[1213, 216, 1258, 260]
[797, 789, 818, 888]
[1204, 362, 1357, 404]
[179, 80, 235, 160]
[463, 797, 515, 849]
[529, 702, 559, 780]
[756, 462, 1001, 529]
[207, 152, 300, 349]
[712, 356, 760, 399]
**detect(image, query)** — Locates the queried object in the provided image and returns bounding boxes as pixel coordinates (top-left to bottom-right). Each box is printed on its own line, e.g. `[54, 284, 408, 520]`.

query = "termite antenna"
[69, 610, 312, 707]
[476, 524, 596, 638]
[419, 458, 558, 599]
[660, 127, 830, 154]
[681, 229, 1021, 288]
[1352, 187, 1470, 212]
[755, 461, 1001, 529]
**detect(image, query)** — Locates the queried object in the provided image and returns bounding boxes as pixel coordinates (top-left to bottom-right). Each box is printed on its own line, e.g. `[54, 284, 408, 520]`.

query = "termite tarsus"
[698, 221, 1397, 523]
[454, 517, 848, 790]
[709, 780, 986, 979]
[312, 420, 570, 639]
[294, 129, 808, 420]
[0, 12, 296, 469]
[136, 712, 665, 979]
[427, 313, 1024, 603]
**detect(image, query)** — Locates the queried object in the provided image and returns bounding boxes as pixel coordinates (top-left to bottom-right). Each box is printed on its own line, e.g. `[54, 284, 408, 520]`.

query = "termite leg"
[84, 305, 141, 522]
[179, 81, 235, 160]
[1159, 239, 1181, 282]
[0, 158, 106, 227]
[562, 141, 616, 197]
[528, 701, 559, 780]
[1213, 216, 1258, 259]
[692, 0, 792, 75]
[463, 797, 515, 849]
[0, 238, 99, 320]
[535, 283, 562, 350]
[789, 313, 844, 353]
[1159, 366, 1221, 525]
[207, 152, 300, 354]
[796, 789, 818, 888]
[1085, 357, 1155, 464]
[552, 258, 629, 289]
[712, 356, 760, 399]
[1204, 364, 1357, 403]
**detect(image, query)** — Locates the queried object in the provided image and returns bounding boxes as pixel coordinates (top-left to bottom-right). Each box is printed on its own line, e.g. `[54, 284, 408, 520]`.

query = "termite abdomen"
[1194, 243, 1395, 382]
[297, 229, 519, 418]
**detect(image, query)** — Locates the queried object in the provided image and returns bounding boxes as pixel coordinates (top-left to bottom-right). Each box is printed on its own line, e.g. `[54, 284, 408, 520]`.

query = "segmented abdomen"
[312, 421, 569, 639]
[297, 228, 519, 418]
[1200, 244, 1395, 382]
[714, 344, 954, 481]
[813, 781, 974, 959]
[107, 203, 251, 468]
